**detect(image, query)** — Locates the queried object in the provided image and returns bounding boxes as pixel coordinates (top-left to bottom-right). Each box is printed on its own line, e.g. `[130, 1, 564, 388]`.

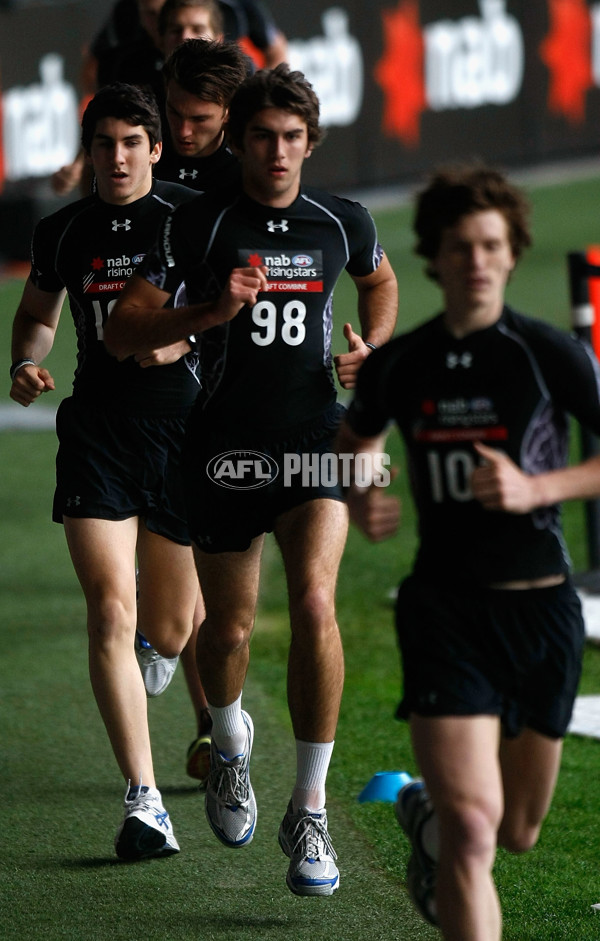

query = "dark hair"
[158, 0, 224, 39]
[81, 83, 162, 152]
[226, 63, 323, 151]
[162, 38, 249, 106]
[413, 163, 532, 279]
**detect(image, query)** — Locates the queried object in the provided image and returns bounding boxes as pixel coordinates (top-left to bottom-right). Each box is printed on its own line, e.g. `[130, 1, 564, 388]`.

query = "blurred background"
[2, 0, 600, 264]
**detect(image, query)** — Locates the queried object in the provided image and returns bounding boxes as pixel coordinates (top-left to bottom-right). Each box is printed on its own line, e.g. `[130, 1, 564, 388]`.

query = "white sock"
[207, 694, 246, 759]
[292, 740, 334, 813]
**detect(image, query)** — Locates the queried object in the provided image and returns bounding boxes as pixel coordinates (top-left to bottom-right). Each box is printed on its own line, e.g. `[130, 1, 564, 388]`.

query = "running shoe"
[186, 734, 211, 785]
[395, 778, 438, 926]
[134, 630, 179, 697]
[278, 802, 339, 897]
[115, 782, 180, 861]
[205, 710, 256, 847]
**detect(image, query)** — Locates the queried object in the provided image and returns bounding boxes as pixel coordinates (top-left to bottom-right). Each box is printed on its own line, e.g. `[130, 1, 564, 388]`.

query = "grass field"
[3, 171, 600, 940]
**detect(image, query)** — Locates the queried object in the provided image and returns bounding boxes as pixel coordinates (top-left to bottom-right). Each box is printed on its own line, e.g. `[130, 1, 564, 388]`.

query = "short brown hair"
[414, 163, 532, 279]
[226, 64, 324, 152]
[162, 38, 248, 106]
[81, 83, 161, 152]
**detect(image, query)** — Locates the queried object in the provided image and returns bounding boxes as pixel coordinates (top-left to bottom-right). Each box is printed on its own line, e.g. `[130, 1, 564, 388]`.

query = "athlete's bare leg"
[65, 516, 152, 784]
[274, 498, 348, 743]
[498, 727, 562, 852]
[65, 517, 195, 785]
[193, 536, 264, 706]
[136, 526, 198, 658]
[410, 714, 504, 941]
[181, 589, 212, 731]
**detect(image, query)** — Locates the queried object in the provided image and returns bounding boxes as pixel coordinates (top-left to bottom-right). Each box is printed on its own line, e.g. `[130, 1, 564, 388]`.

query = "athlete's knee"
[86, 595, 134, 648]
[498, 813, 543, 854]
[289, 583, 337, 636]
[150, 633, 187, 659]
[142, 613, 192, 658]
[201, 610, 253, 656]
[439, 797, 500, 868]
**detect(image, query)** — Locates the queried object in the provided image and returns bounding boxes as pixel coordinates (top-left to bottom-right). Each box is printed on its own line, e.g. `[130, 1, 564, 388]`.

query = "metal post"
[567, 251, 600, 575]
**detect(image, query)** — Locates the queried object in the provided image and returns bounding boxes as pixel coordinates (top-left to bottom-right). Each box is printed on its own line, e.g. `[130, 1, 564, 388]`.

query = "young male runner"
[155, 36, 248, 192]
[10, 84, 199, 861]
[104, 64, 398, 895]
[151, 36, 249, 782]
[158, 0, 224, 57]
[337, 163, 600, 939]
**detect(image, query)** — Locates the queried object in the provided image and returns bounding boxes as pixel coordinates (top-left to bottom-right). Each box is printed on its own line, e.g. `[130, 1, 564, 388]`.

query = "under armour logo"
[179, 168, 198, 180]
[66, 496, 81, 508]
[267, 219, 289, 232]
[446, 352, 473, 369]
[112, 219, 131, 231]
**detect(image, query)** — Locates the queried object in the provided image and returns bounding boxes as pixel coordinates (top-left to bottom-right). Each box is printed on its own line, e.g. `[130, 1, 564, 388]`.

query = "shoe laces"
[287, 810, 337, 862]
[124, 777, 157, 812]
[210, 753, 250, 807]
[136, 637, 176, 667]
[140, 647, 164, 665]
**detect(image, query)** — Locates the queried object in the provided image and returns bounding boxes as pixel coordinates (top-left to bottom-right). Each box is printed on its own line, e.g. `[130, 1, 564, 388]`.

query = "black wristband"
[10, 358, 36, 382]
[364, 342, 377, 352]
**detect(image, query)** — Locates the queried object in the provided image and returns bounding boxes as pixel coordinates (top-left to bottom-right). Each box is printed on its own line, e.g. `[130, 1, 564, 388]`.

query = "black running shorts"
[53, 396, 191, 545]
[183, 404, 346, 553]
[395, 575, 585, 739]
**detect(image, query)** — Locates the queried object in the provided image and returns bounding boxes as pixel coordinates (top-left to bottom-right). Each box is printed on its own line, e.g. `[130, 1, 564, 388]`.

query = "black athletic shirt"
[153, 137, 242, 196]
[139, 186, 384, 434]
[29, 179, 199, 412]
[346, 306, 600, 584]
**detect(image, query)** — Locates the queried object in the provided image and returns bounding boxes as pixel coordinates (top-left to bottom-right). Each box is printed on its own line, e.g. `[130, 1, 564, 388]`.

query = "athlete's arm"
[334, 253, 398, 390]
[134, 340, 194, 369]
[104, 266, 268, 361]
[10, 278, 64, 406]
[335, 420, 400, 543]
[472, 441, 600, 513]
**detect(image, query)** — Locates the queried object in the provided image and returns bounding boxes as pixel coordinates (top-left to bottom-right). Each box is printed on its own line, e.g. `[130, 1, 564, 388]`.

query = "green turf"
[3, 172, 600, 940]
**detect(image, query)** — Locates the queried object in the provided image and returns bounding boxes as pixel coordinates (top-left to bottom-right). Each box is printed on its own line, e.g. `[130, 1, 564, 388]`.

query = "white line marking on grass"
[0, 403, 56, 430]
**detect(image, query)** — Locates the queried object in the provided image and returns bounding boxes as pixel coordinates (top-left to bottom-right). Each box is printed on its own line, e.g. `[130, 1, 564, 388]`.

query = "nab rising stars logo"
[267, 219, 289, 233]
[242, 248, 323, 293]
[112, 219, 132, 232]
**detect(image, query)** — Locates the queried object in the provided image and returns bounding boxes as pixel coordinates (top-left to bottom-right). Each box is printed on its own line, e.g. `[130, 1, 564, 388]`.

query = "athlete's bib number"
[251, 300, 306, 347]
[427, 449, 474, 503]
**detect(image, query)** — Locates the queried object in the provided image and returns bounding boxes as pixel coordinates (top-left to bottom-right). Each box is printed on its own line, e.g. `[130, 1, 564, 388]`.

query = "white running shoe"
[134, 630, 179, 697]
[205, 710, 256, 847]
[114, 783, 180, 861]
[278, 802, 339, 897]
[395, 778, 438, 926]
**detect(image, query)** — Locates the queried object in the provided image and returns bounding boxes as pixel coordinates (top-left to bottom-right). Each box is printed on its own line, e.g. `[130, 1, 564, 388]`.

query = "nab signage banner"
[1, 1, 600, 218]
[281, 0, 600, 188]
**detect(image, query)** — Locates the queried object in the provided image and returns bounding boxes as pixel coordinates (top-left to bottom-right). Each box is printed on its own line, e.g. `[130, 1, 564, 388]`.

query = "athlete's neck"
[442, 301, 504, 338]
[242, 180, 301, 209]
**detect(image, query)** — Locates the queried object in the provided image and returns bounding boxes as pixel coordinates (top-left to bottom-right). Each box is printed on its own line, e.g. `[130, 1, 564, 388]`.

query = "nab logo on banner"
[206, 451, 279, 490]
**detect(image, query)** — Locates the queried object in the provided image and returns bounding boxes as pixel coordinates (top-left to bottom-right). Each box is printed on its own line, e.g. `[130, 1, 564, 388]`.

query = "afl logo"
[207, 450, 279, 490]
[132, 253, 145, 265]
[292, 254, 313, 267]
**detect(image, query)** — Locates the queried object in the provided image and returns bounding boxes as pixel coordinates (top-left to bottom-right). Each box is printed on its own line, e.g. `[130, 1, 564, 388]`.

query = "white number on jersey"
[427, 449, 474, 503]
[251, 300, 307, 347]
